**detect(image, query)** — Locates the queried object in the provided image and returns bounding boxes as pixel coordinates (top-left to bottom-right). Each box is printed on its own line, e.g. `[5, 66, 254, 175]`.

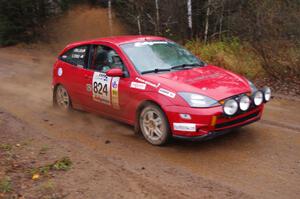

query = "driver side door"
[84, 44, 131, 117]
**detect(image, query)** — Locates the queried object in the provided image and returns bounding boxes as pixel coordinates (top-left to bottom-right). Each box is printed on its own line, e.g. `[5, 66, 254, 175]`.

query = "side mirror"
[106, 68, 123, 77]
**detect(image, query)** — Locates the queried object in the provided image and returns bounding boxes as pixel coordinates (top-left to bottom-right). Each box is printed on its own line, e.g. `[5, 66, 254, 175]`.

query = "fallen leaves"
[32, 174, 40, 180]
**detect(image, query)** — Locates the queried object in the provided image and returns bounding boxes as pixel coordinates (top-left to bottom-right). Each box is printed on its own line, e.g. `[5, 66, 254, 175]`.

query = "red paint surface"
[52, 36, 264, 138]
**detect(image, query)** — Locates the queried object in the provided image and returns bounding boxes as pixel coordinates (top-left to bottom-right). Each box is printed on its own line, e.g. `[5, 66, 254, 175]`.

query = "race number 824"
[93, 82, 108, 96]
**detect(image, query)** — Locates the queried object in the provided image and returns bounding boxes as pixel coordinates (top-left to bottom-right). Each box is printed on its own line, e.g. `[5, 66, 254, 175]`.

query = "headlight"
[247, 80, 257, 93]
[263, 87, 271, 102]
[253, 91, 263, 106]
[223, 99, 238, 116]
[239, 95, 251, 111]
[178, 92, 219, 108]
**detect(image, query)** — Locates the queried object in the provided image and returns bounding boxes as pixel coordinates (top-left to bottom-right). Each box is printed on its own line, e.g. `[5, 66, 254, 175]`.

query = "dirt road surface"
[1, 6, 300, 199]
[0, 43, 299, 199]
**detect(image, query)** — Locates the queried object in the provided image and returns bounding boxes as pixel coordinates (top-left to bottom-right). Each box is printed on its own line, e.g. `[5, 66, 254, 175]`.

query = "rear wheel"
[139, 104, 171, 146]
[54, 85, 71, 110]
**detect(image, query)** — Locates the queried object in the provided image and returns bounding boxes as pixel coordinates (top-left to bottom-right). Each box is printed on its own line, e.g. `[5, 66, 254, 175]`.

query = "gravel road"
[0, 45, 299, 199]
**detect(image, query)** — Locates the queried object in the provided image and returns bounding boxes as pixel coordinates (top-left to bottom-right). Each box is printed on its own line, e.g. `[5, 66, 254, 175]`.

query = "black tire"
[139, 104, 171, 146]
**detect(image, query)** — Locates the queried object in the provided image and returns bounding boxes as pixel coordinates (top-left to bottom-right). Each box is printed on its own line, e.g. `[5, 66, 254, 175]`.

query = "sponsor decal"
[173, 123, 196, 132]
[111, 77, 120, 109]
[73, 48, 86, 53]
[71, 54, 84, 59]
[134, 41, 168, 47]
[135, 77, 160, 88]
[158, 88, 176, 98]
[92, 72, 111, 105]
[57, 68, 63, 77]
[130, 82, 146, 90]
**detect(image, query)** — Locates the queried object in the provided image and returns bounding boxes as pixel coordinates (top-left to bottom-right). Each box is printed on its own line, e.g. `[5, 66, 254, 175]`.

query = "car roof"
[59, 35, 169, 55]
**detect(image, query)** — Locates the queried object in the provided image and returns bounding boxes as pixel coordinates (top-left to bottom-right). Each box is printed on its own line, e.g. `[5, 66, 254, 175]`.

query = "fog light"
[239, 95, 251, 111]
[179, 114, 191, 120]
[263, 87, 271, 102]
[223, 99, 238, 116]
[253, 91, 263, 106]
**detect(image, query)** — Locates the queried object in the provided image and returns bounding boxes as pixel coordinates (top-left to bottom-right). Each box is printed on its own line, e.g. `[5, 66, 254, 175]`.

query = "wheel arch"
[52, 83, 72, 107]
[134, 100, 169, 135]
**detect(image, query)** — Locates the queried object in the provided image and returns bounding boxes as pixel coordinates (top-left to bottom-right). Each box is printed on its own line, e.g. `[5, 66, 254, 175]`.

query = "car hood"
[144, 65, 251, 100]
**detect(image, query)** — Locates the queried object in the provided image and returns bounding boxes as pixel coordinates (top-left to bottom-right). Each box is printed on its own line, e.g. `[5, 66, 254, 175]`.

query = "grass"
[185, 39, 263, 79]
[0, 177, 12, 193]
[0, 144, 13, 151]
[52, 157, 72, 171]
[31, 157, 72, 176]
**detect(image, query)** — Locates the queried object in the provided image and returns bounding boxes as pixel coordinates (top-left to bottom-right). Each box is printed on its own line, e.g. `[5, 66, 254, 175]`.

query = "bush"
[185, 39, 264, 79]
[254, 40, 300, 82]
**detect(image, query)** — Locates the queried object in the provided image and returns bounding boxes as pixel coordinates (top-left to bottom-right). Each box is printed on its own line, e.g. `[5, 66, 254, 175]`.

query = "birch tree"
[187, 0, 192, 38]
[137, 15, 142, 35]
[155, 0, 160, 34]
[204, 0, 211, 43]
[108, 0, 113, 35]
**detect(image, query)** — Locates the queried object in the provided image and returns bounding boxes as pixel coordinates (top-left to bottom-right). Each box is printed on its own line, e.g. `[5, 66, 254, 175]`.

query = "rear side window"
[60, 45, 89, 68]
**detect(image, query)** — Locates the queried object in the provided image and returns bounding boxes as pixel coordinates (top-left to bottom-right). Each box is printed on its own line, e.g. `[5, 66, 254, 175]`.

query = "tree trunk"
[204, 0, 211, 43]
[155, 0, 160, 35]
[108, 0, 113, 35]
[137, 15, 142, 35]
[187, 0, 193, 39]
[219, 0, 224, 41]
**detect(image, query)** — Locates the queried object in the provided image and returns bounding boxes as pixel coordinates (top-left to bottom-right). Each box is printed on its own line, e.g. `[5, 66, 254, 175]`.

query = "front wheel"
[139, 104, 171, 146]
[54, 85, 71, 110]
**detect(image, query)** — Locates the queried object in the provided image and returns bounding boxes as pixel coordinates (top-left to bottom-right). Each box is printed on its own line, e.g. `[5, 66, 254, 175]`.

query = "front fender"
[124, 90, 174, 123]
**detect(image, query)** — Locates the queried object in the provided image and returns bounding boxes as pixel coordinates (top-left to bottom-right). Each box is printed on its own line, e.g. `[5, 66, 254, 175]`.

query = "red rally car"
[52, 35, 271, 146]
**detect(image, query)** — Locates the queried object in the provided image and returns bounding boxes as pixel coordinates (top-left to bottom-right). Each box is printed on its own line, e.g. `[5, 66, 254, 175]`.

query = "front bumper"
[173, 117, 260, 141]
[163, 104, 264, 139]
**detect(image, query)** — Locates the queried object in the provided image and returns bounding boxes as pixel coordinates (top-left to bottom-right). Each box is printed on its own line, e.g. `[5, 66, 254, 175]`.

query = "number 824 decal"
[92, 72, 112, 105]
[92, 72, 120, 108]
[93, 81, 109, 96]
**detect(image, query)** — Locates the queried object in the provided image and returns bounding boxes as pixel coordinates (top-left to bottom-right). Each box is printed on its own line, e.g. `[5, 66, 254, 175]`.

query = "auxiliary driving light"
[239, 95, 251, 111]
[223, 99, 238, 116]
[253, 91, 263, 106]
[263, 87, 271, 102]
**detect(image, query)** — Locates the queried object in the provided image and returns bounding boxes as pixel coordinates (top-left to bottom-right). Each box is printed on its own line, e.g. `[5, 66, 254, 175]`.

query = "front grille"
[216, 111, 260, 129]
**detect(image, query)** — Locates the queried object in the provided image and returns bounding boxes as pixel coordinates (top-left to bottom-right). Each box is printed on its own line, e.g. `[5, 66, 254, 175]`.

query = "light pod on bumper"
[239, 95, 251, 111]
[253, 91, 263, 106]
[263, 87, 271, 102]
[223, 99, 238, 116]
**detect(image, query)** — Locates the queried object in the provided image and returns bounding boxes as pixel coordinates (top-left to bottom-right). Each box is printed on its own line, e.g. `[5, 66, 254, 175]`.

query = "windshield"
[120, 41, 205, 74]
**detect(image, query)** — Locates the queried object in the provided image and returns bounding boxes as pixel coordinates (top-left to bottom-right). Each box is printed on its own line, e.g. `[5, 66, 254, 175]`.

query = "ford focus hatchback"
[52, 35, 271, 145]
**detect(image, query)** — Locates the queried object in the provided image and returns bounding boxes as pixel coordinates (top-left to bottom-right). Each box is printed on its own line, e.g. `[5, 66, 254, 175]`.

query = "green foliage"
[0, 144, 13, 151]
[0, 177, 12, 193]
[185, 39, 263, 79]
[31, 157, 72, 176]
[0, 0, 50, 46]
[0, 0, 100, 46]
[52, 157, 72, 171]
